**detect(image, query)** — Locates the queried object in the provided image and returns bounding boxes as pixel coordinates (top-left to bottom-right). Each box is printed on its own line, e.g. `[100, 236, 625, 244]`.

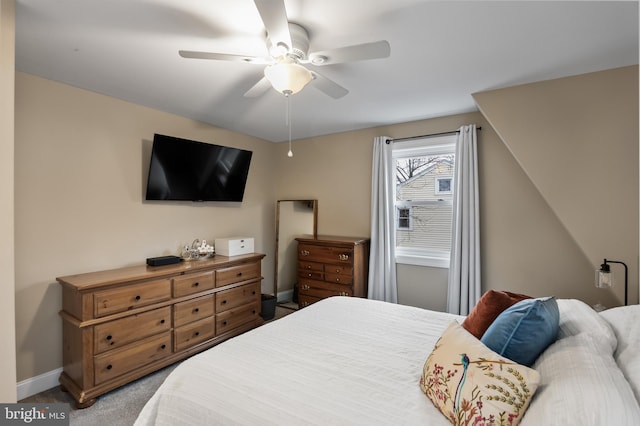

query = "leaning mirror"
[274, 200, 317, 309]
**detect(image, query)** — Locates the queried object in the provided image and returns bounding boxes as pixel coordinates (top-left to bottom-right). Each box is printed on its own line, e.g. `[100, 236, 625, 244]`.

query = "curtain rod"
[386, 127, 482, 144]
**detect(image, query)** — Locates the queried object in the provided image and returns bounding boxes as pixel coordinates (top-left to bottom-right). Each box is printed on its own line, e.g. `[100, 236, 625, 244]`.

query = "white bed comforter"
[136, 297, 640, 426]
[135, 297, 462, 425]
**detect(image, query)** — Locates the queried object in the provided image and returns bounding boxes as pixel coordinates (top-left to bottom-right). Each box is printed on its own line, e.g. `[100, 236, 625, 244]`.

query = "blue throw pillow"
[480, 296, 559, 367]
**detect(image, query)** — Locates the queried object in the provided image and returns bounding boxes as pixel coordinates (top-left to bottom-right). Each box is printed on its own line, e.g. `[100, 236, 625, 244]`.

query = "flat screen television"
[145, 134, 252, 202]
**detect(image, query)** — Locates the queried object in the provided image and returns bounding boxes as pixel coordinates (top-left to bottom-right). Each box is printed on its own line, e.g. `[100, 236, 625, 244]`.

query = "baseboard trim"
[276, 289, 294, 303]
[17, 368, 62, 401]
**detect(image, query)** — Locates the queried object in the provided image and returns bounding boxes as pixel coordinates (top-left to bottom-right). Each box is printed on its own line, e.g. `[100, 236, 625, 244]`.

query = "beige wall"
[272, 67, 637, 312]
[12, 65, 638, 388]
[14, 72, 276, 381]
[0, 0, 17, 403]
[474, 66, 639, 307]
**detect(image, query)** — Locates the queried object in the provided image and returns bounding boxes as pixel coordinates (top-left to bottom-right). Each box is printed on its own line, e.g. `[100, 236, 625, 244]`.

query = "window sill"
[395, 253, 449, 268]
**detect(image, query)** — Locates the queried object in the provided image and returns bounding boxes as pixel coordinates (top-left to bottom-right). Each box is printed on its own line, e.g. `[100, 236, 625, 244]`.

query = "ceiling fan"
[178, 0, 391, 99]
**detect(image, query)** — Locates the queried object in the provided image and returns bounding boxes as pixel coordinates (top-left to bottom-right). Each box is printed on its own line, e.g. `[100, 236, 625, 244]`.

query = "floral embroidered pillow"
[420, 321, 541, 426]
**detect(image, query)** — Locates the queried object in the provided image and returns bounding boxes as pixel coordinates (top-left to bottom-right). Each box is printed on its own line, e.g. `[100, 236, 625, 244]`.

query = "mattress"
[135, 297, 462, 425]
[135, 296, 640, 425]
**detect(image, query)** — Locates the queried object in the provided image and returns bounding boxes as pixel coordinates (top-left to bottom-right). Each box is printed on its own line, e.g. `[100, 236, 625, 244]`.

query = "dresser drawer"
[324, 264, 353, 276]
[298, 244, 354, 264]
[299, 261, 324, 273]
[298, 294, 321, 308]
[298, 269, 324, 280]
[216, 303, 259, 335]
[298, 278, 352, 298]
[174, 317, 216, 351]
[216, 282, 260, 312]
[324, 273, 353, 285]
[94, 307, 171, 354]
[172, 271, 215, 298]
[216, 262, 260, 287]
[94, 332, 171, 385]
[94, 279, 171, 317]
[174, 295, 215, 328]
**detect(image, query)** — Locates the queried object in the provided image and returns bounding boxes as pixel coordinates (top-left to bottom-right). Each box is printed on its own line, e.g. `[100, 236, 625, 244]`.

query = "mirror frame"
[274, 199, 318, 298]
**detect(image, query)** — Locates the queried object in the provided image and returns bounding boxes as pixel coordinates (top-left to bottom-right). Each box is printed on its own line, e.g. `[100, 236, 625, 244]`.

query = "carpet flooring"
[20, 306, 295, 425]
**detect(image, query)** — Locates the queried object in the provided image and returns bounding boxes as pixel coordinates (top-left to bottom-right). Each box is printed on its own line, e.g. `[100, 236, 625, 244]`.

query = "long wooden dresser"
[295, 236, 370, 307]
[57, 253, 265, 408]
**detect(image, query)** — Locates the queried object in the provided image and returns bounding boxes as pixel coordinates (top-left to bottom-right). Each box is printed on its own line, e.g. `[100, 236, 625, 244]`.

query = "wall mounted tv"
[145, 134, 253, 202]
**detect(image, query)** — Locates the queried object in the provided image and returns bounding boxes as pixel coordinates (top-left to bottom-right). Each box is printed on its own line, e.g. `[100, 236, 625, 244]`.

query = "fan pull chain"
[285, 91, 293, 157]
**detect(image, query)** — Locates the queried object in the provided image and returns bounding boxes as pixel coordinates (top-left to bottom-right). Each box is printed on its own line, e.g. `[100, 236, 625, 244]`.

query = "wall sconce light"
[595, 259, 628, 306]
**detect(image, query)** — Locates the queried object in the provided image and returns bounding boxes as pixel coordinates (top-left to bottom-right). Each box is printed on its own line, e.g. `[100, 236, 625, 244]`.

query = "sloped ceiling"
[473, 66, 639, 304]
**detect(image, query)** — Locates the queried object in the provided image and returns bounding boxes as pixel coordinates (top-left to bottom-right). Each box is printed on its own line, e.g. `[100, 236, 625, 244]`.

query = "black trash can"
[260, 294, 277, 320]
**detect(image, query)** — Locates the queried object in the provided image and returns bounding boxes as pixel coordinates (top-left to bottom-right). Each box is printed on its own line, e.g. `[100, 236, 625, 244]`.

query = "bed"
[135, 296, 640, 425]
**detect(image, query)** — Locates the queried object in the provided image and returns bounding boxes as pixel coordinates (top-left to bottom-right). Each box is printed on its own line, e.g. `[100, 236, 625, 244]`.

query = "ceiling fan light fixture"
[264, 62, 313, 95]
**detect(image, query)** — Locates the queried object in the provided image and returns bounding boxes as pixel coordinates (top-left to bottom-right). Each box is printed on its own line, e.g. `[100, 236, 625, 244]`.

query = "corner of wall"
[473, 66, 639, 306]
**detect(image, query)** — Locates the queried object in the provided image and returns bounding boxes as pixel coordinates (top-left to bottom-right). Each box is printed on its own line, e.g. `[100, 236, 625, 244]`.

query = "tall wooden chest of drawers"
[295, 236, 370, 307]
[57, 253, 264, 408]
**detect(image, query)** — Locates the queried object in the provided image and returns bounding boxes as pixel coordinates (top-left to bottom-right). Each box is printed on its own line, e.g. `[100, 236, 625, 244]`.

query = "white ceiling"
[15, 0, 639, 142]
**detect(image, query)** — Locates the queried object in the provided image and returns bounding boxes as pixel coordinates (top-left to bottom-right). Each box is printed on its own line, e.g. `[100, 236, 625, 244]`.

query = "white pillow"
[600, 305, 640, 403]
[521, 332, 640, 425]
[556, 299, 616, 353]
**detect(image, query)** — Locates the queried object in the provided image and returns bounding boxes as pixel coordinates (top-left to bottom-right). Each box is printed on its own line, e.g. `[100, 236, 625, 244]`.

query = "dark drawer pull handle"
[106, 364, 113, 370]
[194, 308, 199, 313]
[222, 321, 228, 326]
[135, 295, 141, 301]
[252, 310, 256, 314]
[193, 282, 199, 287]
[236, 272, 243, 277]
[161, 344, 166, 350]
[106, 335, 112, 341]
[194, 331, 200, 337]
[252, 291, 256, 295]
[221, 300, 227, 304]
[160, 319, 165, 324]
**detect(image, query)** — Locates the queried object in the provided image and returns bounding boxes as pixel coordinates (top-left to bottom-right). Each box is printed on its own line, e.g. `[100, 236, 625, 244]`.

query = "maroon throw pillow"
[461, 290, 532, 339]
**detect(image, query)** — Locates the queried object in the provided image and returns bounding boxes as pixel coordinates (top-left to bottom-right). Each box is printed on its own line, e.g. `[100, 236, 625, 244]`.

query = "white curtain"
[368, 136, 398, 303]
[447, 125, 481, 315]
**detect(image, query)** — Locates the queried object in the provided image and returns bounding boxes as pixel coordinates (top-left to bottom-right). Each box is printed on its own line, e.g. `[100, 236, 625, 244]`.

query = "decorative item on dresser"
[295, 236, 370, 307]
[57, 253, 265, 409]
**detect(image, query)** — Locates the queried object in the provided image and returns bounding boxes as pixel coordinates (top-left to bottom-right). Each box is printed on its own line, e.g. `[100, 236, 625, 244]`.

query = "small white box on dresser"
[215, 237, 254, 256]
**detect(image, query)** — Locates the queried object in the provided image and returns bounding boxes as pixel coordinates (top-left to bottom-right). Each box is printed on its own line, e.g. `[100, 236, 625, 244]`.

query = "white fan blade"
[310, 71, 349, 99]
[254, 0, 292, 54]
[179, 50, 271, 64]
[308, 40, 390, 65]
[243, 77, 273, 98]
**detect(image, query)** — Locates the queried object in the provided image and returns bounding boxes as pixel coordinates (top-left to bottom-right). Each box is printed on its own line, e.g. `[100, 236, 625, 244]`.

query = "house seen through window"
[392, 135, 456, 267]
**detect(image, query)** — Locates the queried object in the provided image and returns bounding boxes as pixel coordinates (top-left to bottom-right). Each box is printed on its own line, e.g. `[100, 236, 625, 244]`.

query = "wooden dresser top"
[295, 236, 370, 246]
[57, 253, 265, 290]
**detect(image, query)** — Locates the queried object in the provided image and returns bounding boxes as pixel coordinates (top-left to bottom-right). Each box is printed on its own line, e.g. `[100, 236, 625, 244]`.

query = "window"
[393, 135, 456, 268]
[435, 177, 453, 194]
[397, 207, 412, 229]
